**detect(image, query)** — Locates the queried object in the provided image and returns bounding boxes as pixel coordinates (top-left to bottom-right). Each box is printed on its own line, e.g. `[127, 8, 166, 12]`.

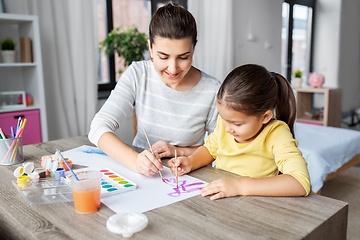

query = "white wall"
[313, 0, 360, 112]
[338, 0, 360, 112]
[312, 1, 341, 88]
[233, 0, 283, 72]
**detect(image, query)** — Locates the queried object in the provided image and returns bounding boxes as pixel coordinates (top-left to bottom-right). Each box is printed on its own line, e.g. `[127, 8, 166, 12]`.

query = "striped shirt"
[88, 60, 221, 150]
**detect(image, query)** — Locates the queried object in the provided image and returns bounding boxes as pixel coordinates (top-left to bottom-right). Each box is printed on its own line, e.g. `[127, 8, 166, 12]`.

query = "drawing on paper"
[76, 146, 108, 156]
[163, 178, 205, 197]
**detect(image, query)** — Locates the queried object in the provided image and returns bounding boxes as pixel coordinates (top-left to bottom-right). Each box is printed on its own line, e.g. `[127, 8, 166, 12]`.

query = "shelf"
[0, 63, 36, 67]
[0, 106, 41, 113]
[294, 87, 342, 127]
[296, 118, 323, 125]
[0, 13, 48, 143]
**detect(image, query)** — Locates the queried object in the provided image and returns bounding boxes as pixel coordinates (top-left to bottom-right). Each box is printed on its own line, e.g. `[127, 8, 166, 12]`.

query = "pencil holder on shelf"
[0, 135, 24, 165]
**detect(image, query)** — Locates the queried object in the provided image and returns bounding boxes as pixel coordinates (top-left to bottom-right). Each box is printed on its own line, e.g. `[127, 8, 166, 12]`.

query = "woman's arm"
[151, 140, 200, 158]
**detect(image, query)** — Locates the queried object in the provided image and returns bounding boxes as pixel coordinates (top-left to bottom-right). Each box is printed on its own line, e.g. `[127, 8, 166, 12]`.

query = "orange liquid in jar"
[72, 187, 101, 214]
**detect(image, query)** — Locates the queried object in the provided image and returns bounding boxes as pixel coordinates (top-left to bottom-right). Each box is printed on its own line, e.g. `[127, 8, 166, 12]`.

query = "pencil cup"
[0, 136, 24, 165]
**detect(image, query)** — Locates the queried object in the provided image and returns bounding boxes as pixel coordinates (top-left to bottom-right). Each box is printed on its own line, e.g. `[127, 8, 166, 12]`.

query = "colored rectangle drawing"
[99, 168, 137, 197]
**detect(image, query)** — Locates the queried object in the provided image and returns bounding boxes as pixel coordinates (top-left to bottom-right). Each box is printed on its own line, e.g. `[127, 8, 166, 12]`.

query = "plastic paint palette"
[12, 178, 73, 205]
[99, 168, 137, 198]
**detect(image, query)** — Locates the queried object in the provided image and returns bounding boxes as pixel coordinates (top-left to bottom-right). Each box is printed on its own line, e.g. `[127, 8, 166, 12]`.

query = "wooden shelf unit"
[0, 14, 48, 143]
[294, 87, 342, 127]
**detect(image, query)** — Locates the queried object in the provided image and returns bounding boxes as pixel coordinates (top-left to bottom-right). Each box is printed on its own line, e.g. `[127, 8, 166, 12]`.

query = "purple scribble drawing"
[163, 178, 205, 197]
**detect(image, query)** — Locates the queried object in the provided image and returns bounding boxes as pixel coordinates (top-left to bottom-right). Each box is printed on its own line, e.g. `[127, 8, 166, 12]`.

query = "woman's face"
[149, 37, 194, 88]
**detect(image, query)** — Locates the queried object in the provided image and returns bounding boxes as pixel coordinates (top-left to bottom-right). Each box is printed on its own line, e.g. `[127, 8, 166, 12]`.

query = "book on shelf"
[20, 37, 32, 63]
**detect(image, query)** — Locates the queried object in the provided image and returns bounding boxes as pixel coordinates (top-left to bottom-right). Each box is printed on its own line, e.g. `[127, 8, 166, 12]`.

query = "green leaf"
[0, 38, 16, 50]
[99, 25, 148, 68]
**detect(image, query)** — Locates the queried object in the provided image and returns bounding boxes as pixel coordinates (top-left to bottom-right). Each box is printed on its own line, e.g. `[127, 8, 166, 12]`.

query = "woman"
[89, 2, 220, 177]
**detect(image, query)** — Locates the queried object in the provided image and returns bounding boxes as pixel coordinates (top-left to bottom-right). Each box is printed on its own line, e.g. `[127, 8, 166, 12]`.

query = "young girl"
[89, 2, 220, 177]
[168, 64, 311, 200]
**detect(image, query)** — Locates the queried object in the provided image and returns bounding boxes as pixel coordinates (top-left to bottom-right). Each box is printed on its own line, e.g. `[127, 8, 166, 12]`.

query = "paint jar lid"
[106, 212, 148, 238]
[28, 171, 39, 182]
[23, 162, 34, 174]
[50, 160, 59, 173]
[13, 166, 24, 178]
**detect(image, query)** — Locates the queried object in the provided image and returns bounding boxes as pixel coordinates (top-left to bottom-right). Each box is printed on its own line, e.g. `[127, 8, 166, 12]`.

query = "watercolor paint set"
[98, 168, 137, 197]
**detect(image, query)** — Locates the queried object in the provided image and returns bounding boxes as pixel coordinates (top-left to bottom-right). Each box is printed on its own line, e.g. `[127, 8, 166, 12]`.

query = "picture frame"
[0, 91, 26, 109]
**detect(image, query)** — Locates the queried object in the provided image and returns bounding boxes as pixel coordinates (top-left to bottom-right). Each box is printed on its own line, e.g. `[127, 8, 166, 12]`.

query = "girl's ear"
[262, 110, 273, 124]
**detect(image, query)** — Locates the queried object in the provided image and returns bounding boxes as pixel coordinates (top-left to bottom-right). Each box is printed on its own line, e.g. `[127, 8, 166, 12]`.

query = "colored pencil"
[11, 126, 15, 138]
[143, 129, 164, 181]
[10, 118, 27, 162]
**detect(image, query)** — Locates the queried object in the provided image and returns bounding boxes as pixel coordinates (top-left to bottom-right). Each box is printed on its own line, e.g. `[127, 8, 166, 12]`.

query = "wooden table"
[0, 136, 348, 239]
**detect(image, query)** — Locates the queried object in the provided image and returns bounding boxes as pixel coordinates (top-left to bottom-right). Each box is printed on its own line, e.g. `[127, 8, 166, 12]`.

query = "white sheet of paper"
[61, 145, 207, 213]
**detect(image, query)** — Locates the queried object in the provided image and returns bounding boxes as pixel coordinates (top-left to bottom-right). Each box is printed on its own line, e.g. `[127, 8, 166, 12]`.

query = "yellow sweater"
[204, 116, 311, 195]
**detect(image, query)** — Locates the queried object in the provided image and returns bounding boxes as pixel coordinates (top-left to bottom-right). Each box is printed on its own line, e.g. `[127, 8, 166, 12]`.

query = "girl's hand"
[136, 149, 163, 177]
[152, 140, 176, 158]
[167, 156, 192, 176]
[200, 178, 242, 200]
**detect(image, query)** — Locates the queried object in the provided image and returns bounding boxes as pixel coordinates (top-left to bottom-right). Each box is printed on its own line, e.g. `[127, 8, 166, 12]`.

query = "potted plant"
[0, 38, 16, 63]
[292, 69, 303, 88]
[100, 25, 148, 74]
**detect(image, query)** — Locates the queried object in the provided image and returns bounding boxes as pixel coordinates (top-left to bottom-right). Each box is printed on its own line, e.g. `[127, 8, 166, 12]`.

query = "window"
[97, 0, 151, 98]
[281, 0, 315, 82]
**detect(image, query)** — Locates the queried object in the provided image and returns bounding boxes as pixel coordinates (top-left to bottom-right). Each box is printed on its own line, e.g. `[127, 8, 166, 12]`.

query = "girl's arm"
[201, 174, 307, 200]
[98, 132, 163, 177]
[187, 146, 214, 171]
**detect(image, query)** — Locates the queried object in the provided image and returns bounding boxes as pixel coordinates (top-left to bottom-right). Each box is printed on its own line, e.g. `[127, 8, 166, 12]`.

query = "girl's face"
[148, 37, 194, 89]
[216, 102, 273, 143]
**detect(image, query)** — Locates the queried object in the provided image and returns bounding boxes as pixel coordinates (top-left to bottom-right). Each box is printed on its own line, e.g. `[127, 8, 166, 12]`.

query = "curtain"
[5, 0, 98, 140]
[188, 0, 234, 82]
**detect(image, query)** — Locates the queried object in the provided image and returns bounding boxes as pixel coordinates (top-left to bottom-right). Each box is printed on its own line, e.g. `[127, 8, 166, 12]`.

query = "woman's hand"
[200, 178, 243, 200]
[167, 156, 192, 176]
[136, 149, 163, 177]
[152, 140, 176, 158]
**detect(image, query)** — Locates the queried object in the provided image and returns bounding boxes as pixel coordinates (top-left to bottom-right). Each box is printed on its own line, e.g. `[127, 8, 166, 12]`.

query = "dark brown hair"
[217, 64, 297, 136]
[149, 2, 197, 48]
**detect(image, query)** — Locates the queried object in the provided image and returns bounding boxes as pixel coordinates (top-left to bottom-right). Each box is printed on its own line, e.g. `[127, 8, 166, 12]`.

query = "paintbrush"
[143, 129, 164, 182]
[175, 149, 178, 189]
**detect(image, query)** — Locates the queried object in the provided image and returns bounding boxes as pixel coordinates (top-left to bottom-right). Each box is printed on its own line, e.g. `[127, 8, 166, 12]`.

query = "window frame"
[283, 0, 316, 81]
[98, 0, 116, 99]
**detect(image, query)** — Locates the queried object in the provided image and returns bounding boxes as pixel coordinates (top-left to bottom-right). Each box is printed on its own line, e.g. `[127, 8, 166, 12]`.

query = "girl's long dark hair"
[217, 64, 297, 137]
